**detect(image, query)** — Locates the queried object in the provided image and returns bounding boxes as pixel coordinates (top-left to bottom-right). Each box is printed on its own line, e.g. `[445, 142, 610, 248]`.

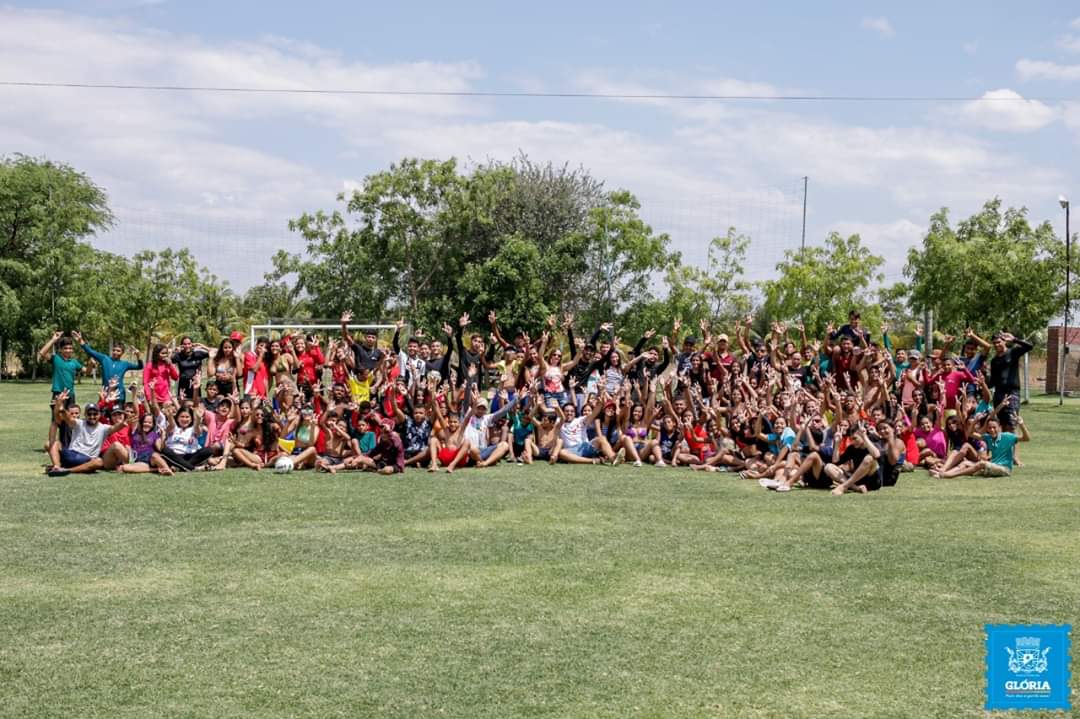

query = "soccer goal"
[247, 322, 398, 352]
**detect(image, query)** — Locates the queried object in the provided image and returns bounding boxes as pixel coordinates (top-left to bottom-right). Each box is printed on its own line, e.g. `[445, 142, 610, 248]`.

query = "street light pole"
[1060, 196, 1070, 406]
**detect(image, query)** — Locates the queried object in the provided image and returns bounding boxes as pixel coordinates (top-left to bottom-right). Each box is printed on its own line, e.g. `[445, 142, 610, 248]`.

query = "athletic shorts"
[59, 448, 92, 468]
[855, 473, 882, 492]
[437, 447, 461, 466]
[802, 469, 832, 490]
[993, 392, 1020, 428]
[319, 455, 345, 467]
[880, 463, 901, 487]
[479, 445, 498, 462]
[980, 462, 1011, 477]
[536, 447, 552, 461]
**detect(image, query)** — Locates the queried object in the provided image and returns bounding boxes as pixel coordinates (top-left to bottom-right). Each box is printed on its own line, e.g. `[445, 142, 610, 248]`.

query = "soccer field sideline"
[1, 382, 1078, 718]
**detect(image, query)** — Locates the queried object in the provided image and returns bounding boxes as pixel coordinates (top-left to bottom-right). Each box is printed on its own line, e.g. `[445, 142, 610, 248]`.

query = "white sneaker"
[655, 460, 667, 467]
[612, 448, 625, 467]
[758, 477, 780, 490]
[633, 460, 643, 467]
[775, 484, 791, 493]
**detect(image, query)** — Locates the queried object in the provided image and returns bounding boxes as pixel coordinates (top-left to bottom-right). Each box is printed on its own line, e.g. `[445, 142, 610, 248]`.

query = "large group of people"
[38, 308, 1034, 494]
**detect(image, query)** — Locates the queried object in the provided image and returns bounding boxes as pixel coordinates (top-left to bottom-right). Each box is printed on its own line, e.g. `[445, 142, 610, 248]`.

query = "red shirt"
[102, 424, 131, 452]
[243, 352, 269, 398]
[295, 347, 325, 386]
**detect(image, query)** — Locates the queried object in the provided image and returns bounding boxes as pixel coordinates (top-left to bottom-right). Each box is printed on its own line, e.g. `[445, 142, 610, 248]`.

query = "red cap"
[229, 331, 244, 342]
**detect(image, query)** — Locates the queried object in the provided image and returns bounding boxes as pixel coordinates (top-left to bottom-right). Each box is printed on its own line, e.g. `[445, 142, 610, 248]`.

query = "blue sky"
[3, 1, 1079, 291]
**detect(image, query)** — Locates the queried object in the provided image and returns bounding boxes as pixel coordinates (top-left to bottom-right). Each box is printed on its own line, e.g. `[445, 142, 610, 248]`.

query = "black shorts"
[803, 469, 832, 490]
[880, 462, 901, 487]
[536, 447, 552, 460]
[855, 473, 882, 492]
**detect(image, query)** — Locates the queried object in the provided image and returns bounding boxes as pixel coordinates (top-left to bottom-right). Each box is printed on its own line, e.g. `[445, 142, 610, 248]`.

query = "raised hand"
[395, 317, 405, 330]
[880, 322, 889, 335]
[459, 313, 470, 328]
[52, 329, 64, 342]
[574, 337, 585, 349]
[442, 322, 454, 336]
[546, 314, 557, 328]
[341, 310, 353, 324]
[672, 318, 682, 334]
[488, 310, 497, 325]
[644, 328, 656, 339]
[562, 313, 574, 329]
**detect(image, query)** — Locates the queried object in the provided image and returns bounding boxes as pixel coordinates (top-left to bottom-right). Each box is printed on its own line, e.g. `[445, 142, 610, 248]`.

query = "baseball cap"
[717, 333, 730, 343]
[84, 403, 100, 413]
[684, 335, 698, 345]
[229, 331, 244, 342]
[908, 349, 921, 359]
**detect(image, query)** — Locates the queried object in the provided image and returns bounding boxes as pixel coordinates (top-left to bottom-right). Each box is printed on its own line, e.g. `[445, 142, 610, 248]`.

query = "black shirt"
[988, 339, 1032, 394]
[351, 342, 384, 371]
[172, 349, 209, 392]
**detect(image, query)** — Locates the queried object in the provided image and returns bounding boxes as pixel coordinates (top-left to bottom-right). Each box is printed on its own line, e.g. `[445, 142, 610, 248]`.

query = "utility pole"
[801, 176, 808, 250]
[1060, 197, 1070, 406]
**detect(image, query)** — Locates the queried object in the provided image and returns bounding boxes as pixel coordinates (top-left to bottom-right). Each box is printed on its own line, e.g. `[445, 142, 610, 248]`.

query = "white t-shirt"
[69, 419, 110, 458]
[165, 426, 199, 454]
[465, 414, 495, 451]
[560, 416, 588, 447]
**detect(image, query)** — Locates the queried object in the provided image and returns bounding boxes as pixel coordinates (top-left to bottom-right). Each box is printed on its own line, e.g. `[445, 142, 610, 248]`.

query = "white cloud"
[0, 7, 486, 288]
[1016, 58, 1080, 81]
[960, 89, 1058, 132]
[0, 7, 1072, 294]
[861, 17, 895, 37]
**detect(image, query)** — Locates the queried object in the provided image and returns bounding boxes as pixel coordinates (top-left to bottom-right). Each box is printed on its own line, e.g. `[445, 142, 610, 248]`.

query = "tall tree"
[905, 199, 1066, 338]
[761, 232, 885, 337]
[0, 155, 113, 357]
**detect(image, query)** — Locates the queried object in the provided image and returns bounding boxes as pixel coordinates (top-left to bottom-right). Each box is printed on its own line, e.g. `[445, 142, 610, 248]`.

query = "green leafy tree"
[663, 228, 753, 330]
[575, 190, 677, 330]
[0, 155, 113, 360]
[905, 199, 1067, 338]
[761, 232, 885, 337]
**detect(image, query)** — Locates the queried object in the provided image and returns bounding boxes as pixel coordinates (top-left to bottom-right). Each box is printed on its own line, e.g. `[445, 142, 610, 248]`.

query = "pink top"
[143, 362, 178, 404]
[202, 412, 234, 446]
[914, 426, 946, 459]
[931, 368, 977, 409]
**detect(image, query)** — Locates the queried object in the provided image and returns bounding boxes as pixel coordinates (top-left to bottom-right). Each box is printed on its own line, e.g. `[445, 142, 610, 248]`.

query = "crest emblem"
[1005, 636, 1050, 675]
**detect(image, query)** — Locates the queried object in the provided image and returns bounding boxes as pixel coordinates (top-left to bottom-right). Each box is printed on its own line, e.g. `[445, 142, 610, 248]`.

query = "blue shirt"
[51, 354, 82, 393]
[985, 432, 1018, 471]
[81, 344, 143, 402]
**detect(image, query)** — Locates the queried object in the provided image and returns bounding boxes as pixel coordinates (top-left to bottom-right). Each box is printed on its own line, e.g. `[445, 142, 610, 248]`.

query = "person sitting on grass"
[354, 418, 405, 475]
[826, 424, 882, 496]
[117, 411, 173, 476]
[45, 390, 127, 476]
[931, 415, 1030, 478]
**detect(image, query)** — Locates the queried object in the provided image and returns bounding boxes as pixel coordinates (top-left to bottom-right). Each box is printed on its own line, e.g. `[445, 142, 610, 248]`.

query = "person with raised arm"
[72, 330, 143, 404]
[986, 331, 1032, 431]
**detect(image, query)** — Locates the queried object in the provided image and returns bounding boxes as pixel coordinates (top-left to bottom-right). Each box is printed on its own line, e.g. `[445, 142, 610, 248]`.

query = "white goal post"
[248, 324, 398, 352]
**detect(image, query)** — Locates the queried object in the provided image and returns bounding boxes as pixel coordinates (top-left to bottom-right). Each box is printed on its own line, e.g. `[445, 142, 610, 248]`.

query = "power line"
[0, 80, 1076, 103]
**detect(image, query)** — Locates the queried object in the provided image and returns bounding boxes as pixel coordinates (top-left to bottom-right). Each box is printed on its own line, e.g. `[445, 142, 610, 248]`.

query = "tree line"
[2, 153, 1073, 377]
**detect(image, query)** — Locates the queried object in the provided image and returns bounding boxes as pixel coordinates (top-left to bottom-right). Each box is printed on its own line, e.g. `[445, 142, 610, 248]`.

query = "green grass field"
[1, 381, 1077, 718]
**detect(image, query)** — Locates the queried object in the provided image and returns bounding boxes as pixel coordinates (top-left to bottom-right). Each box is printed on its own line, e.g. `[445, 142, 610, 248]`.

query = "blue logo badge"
[985, 624, 1071, 711]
